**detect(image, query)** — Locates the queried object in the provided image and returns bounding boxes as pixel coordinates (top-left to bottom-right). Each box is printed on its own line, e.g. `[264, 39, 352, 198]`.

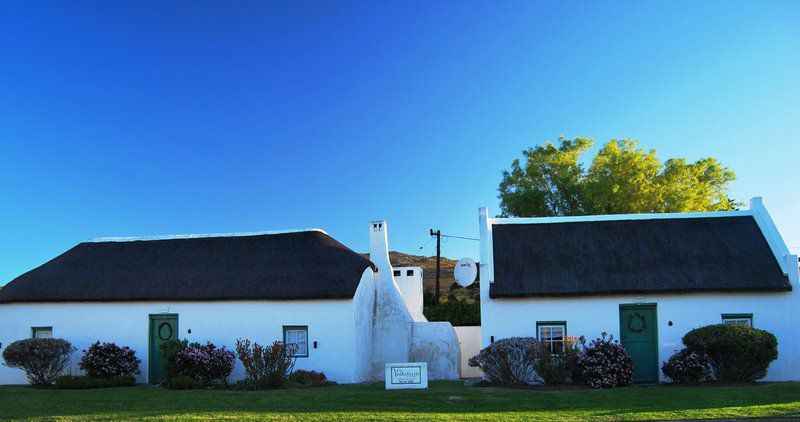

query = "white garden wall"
[453, 326, 482, 378]
[0, 299, 362, 385]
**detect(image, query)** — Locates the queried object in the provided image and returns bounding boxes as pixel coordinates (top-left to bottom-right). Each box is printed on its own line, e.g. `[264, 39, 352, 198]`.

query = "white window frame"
[536, 322, 567, 354]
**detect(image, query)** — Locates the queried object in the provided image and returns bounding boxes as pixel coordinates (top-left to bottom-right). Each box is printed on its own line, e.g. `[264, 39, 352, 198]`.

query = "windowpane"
[722, 314, 752, 327]
[284, 327, 308, 357]
[537, 323, 566, 354]
[32, 327, 52, 339]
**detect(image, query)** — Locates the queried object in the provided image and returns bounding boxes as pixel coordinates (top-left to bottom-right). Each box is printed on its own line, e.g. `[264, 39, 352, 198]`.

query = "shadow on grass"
[1, 381, 799, 420]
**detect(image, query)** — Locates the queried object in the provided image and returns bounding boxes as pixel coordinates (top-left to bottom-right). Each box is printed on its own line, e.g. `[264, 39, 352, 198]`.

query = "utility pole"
[430, 228, 441, 304]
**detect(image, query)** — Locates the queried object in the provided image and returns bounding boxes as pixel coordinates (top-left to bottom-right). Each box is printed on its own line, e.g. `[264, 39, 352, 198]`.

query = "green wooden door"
[149, 314, 178, 384]
[619, 305, 658, 383]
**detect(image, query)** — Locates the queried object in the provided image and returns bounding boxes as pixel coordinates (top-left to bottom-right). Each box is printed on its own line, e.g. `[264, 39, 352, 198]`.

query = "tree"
[498, 137, 738, 217]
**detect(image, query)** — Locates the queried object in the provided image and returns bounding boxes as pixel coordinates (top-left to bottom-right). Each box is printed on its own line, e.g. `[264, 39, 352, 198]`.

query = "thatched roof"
[490, 215, 791, 298]
[0, 230, 376, 303]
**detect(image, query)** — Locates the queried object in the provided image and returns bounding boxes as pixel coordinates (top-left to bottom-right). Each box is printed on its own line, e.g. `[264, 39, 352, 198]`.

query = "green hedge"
[682, 324, 778, 381]
[424, 300, 480, 326]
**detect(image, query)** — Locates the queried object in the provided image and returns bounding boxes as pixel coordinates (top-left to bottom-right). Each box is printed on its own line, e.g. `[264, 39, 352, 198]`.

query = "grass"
[1, 381, 800, 421]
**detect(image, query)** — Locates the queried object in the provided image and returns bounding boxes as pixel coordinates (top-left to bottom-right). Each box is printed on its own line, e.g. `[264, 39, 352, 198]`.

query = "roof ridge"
[85, 228, 328, 243]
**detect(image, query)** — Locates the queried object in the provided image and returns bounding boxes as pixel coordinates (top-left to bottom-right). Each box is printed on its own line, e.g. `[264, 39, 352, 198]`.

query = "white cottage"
[478, 197, 800, 382]
[0, 221, 460, 385]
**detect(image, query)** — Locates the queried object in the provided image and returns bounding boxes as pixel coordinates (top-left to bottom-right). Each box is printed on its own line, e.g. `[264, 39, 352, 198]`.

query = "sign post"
[385, 362, 428, 390]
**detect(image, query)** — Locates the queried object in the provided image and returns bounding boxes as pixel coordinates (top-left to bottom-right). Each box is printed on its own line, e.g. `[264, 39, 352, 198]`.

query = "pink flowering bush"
[576, 333, 634, 389]
[468, 337, 538, 385]
[661, 348, 712, 383]
[2, 338, 75, 387]
[174, 341, 235, 387]
[79, 341, 141, 380]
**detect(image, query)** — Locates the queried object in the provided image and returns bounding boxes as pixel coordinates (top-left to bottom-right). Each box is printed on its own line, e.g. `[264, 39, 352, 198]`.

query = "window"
[536, 321, 566, 354]
[722, 314, 752, 327]
[31, 327, 52, 339]
[393, 270, 401, 276]
[406, 270, 414, 276]
[283, 326, 308, 357]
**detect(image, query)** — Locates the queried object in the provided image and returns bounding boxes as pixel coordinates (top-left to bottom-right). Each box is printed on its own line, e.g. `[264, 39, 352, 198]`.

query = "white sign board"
[385, 362, 428, 390]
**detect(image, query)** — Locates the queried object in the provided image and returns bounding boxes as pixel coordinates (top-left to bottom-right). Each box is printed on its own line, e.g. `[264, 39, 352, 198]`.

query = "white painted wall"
[0, 300, 362, 385]
[453, 326, 482, 378]
[393, 266, 426, 322]
[478, 198, 800, 382]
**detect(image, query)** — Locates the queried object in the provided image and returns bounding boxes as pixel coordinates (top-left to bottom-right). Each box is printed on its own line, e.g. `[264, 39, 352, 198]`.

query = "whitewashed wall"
[453, 326, 482, 378]
[0, 300, 361, 385]
[479, 292, 800, 381]
[393, 266, 426, 322]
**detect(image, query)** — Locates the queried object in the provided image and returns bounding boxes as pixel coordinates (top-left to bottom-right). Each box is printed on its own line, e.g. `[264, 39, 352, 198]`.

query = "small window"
[406, 270, 414, 276]
[283, 326, 309, 357]
[393, 270, 401, 276]
[536, 321, 566, 354]
[722, 314, 753, 327]
[32, 327, 53, 339]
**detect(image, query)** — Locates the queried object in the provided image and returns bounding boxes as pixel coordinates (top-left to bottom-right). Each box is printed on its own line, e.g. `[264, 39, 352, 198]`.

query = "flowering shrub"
[79, 341, 141, 380]
[468, 337, 538, 385]
[174, 342, 235, 387]
[682, 324, 777, 381]
[532, 336, 582, 385]
[2, 338, 75, 387]
[289, 369, 336, 387]
[159, 339, 189, 380]
[576, 333, 633, 389]
[236, 339, 296, 389]
[661, 348, 712, 383]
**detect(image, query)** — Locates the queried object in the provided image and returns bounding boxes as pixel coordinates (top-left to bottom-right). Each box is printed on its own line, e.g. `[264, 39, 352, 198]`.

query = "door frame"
[148, 313, 179, 384]
[618, 303, 658, 382]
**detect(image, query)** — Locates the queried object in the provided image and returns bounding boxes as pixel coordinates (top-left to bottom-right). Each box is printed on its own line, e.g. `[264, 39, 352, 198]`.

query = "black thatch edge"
[490, 283, 792, 299]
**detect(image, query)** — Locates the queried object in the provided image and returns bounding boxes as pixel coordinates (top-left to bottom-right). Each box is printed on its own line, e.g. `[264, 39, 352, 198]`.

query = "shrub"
[532, 336, 581, 385]
[424, 300, 481, 326]
[79, 341, 141, 380]
[468, 337, 537, 385]
[661, 348, 712, 383]
[682, 324, 778, 381]
[55, 375, 135, 389]
[159, 339, 189, 380]
[236, 339, 296, 389]
[289, 370, 336, 387]
[2, 338, 76, 386]
[164, 375, 202, 390]
[174, 342, 235, 387]
[577, 333, 633, 389]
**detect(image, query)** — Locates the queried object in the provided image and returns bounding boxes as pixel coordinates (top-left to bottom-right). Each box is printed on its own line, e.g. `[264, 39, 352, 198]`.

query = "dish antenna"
[454, 258, 478, 287]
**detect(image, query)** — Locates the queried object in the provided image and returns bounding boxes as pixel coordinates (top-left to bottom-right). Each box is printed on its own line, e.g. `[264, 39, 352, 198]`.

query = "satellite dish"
[454, 258, 478, 287]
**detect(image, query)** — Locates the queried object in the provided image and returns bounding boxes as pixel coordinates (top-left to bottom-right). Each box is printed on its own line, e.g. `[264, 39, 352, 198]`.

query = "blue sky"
[1, 1, 798, 284]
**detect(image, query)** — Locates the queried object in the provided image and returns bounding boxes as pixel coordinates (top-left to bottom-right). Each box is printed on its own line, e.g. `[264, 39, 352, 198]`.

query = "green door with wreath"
[149, 314, 178, 384]
[619, 304, 658, 383]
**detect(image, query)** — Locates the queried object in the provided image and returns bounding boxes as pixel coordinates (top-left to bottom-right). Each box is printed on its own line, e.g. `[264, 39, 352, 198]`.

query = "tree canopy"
[498, 137, 738, 217]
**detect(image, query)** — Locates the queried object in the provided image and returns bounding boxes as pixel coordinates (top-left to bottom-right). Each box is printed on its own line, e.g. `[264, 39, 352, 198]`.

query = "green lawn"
[2, 381, 800, 421]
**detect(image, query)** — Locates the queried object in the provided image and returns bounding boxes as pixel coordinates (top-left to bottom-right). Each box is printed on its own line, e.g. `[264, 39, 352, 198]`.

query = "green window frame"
[536, 321, 567, 354]
[283, 325, 309, 358]
[31, 326, 53, 339]
[722, 313, 753, 327]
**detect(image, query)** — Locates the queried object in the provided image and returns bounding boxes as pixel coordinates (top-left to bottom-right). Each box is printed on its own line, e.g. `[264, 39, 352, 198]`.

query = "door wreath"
[158, 322, 173, 340]
[627, 312, 647, 333]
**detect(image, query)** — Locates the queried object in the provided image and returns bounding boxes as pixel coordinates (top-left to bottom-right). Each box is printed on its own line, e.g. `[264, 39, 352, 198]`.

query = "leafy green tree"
[499, 137, 738, 217]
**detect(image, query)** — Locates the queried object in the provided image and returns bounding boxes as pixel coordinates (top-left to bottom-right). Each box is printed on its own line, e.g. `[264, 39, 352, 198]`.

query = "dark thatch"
[490, 216, 791, 298]
[0, 230, 376, 303]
